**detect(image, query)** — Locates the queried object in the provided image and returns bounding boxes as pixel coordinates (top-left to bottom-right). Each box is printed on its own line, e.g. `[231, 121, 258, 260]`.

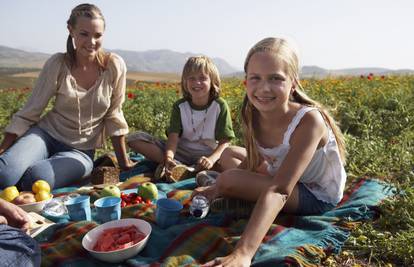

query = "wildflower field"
[0, 74, 413, 265]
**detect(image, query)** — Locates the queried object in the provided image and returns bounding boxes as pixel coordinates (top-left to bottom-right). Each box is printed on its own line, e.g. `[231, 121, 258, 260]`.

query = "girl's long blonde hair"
[181, 56, 221, 102]
[65, 3, 108, 69]
[242, 37, 346, 171]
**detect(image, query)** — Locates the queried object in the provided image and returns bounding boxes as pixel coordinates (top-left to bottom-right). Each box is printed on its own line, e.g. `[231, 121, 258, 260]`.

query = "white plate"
[82, 218, 152, 263]
[18, 197, 52, 213]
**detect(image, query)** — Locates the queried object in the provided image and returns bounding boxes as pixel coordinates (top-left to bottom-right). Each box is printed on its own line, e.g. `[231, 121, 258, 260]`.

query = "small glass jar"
[190, 195, 209, 219]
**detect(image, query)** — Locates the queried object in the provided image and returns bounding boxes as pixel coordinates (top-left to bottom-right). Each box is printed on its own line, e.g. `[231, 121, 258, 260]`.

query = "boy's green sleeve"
[167, 101, 182, 136]
[215, 97, 235, 140]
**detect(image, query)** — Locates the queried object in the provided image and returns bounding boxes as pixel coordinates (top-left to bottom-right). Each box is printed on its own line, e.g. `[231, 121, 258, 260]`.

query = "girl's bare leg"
[215, 168, 300, 213]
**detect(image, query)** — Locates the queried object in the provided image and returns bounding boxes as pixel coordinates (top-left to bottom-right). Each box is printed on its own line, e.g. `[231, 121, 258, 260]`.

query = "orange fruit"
[32, 180, 51, 194]
[35, 190, 52, 202]
[0, 186, 20, 202]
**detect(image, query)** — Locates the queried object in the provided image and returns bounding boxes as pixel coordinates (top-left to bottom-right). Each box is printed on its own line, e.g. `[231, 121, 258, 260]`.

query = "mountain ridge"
[1, 45, 413, 77]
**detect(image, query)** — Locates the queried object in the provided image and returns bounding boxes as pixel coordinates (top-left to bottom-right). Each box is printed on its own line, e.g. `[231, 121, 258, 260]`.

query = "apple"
[100, 185, 121, 198]
[137, 182, 158, 201]
[12, 192, 36, 205]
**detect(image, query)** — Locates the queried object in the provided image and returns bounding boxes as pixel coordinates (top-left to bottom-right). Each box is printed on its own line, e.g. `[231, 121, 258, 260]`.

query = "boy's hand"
[196, 156, 214, 171]
[163, 156, 177, 177]
[120, 159, 138, 172]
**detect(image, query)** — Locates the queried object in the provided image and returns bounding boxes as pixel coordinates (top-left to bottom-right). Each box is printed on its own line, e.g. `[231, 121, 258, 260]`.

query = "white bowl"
[18, 198, 52, 213]
[82, 218, 152, 263]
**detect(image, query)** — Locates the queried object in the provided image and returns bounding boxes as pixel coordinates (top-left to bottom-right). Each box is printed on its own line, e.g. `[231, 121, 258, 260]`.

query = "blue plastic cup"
[64, 195, 91, 221]
[156, 198, 183, 228]
[94, 196, 121, 224]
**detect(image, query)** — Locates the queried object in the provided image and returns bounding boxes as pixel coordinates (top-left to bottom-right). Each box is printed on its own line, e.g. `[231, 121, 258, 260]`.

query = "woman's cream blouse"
[5, 53, 129, 150]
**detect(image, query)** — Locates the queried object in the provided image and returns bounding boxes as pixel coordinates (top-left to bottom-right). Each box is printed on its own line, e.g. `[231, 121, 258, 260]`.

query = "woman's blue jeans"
[0, 126, 94, 190]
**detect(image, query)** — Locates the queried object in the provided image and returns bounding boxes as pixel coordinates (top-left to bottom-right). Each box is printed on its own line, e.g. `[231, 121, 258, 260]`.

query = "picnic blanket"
[36, 162, 394, 266]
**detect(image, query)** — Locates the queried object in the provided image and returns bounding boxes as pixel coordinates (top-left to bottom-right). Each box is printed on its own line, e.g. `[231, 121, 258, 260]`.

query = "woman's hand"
[202, 251, 251, 267]
[191, 184, 219, 202]
[0, 132, 18, 155]
[0, 199, 31, 233]
[196, 156, 214, 171]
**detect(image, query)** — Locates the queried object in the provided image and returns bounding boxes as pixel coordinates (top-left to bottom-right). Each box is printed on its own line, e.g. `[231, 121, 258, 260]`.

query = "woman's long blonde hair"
[65, 3, 108, 69]
[242, 37, 346, 171]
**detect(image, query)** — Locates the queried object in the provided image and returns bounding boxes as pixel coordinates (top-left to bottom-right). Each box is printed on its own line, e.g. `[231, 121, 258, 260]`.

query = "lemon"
[32, 180, 51, 194]
[35, 190, 52, 202]
[0, 186, 20, 202]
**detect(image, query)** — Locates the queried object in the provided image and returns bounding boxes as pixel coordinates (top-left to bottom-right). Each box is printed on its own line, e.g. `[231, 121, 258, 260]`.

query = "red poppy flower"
[127, 92, 135, 99]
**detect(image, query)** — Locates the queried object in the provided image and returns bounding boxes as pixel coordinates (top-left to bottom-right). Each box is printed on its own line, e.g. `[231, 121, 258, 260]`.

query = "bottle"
[190, 195, 209, 219]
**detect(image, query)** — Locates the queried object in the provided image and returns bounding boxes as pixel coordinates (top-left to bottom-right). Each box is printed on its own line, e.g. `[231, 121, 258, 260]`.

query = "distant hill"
[1, 45, 413, 77]
[0, 45, 238, 75]
[110, 49, 237, 75]
[0, 45, 49, 68]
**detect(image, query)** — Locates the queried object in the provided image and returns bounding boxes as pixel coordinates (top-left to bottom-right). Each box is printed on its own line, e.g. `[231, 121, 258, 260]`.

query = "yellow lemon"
[0, 186, 20, 202]
[35, 190, 52, 202]
[32, 180, 51, 194]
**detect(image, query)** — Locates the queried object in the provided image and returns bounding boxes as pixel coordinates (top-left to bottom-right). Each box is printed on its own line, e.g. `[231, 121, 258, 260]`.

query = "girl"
[194, 37, 347, 267]
[0, 4, 135, 190]
[127, 56, 235, 179]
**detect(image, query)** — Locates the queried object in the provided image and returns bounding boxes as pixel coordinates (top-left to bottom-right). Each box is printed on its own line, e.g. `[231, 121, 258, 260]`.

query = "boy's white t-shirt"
[168, 97, 235, 153]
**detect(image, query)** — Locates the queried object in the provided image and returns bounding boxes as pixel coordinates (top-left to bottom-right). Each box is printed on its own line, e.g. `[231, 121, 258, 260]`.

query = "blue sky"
[1, 0, 413, 70]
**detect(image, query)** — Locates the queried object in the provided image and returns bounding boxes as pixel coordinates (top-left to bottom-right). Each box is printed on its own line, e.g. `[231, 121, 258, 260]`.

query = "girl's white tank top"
[257, 106, 346, 204]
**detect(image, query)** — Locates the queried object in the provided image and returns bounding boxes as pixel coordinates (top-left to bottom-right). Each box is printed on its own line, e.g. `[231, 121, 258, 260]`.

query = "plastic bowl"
[82, 218, 152, 263]
[18, 197, 53, 213]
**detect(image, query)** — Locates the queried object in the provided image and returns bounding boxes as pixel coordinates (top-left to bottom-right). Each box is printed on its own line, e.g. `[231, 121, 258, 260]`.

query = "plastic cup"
[64, 195, 91, 221]
[155, 198, 183, 228]
[94, 196, 121, 224]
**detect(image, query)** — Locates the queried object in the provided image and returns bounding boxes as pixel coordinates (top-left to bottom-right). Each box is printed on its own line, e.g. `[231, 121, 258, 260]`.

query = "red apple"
[13, 191, 36, 205]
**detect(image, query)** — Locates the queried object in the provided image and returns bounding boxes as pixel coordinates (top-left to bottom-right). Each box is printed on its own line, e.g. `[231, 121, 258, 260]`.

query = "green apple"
[138, 182, 158, 201]
[100, 185, 121, 198]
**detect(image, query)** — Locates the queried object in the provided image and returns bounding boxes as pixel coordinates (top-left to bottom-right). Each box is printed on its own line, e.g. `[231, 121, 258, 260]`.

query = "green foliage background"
[0, 75, 413, 265]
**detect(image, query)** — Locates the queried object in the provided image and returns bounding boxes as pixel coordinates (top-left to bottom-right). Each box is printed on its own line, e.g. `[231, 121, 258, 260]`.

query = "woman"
[0, 4, 134, 190]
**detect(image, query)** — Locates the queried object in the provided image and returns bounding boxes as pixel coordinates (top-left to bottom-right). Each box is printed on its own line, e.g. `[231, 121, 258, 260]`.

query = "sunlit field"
[0, 74, 413, 265]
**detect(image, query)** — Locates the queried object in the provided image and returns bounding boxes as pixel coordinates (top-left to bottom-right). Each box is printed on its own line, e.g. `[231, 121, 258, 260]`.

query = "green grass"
[0, 75, 413, 265]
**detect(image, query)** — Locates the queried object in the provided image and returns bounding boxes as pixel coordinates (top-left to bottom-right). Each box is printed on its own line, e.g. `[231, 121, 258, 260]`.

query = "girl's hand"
[202, 252, 251, 267]
[191, 185, 218, 202]
[196, 156, 214, 171]
[256, 160, 270, 175]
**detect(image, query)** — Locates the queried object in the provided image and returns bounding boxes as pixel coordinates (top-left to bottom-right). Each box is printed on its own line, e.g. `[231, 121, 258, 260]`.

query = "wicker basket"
[90, 166, 120, 185]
